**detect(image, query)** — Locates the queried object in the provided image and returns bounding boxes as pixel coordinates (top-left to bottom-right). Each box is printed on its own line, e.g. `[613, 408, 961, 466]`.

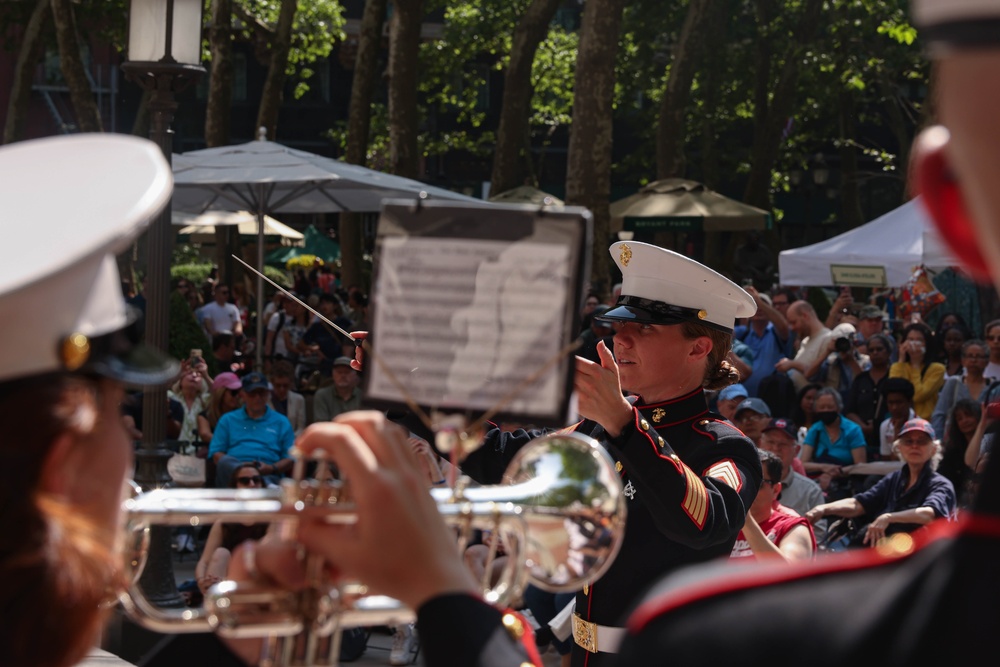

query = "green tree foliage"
[232, 0, 345, 100]
[168, 289, 210, 368]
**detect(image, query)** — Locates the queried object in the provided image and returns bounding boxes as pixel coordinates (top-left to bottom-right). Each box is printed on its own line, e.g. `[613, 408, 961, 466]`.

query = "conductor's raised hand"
[350, 331, 368, 372]
[293, 411, 478, 610]
[575, 340, 634, 438]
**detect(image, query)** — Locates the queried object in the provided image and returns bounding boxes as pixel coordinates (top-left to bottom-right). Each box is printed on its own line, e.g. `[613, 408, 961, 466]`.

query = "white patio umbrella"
[171, 210, 304, 245]
[171, 133, 483, 366]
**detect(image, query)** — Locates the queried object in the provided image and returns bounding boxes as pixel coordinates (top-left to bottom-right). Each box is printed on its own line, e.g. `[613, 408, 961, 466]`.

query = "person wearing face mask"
[800, 387, 867, 499]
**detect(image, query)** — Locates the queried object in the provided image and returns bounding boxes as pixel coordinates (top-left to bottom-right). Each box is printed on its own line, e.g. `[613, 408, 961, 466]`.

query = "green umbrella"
[265, 225, 340, 266]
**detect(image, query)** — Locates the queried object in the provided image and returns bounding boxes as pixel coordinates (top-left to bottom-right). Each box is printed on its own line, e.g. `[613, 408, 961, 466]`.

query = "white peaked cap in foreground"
[0, 134, 178, 385]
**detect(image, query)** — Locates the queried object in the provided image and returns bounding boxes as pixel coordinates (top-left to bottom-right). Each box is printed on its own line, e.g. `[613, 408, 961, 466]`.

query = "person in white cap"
[384, 240, 760, 666]
[0, 134, 178, 667]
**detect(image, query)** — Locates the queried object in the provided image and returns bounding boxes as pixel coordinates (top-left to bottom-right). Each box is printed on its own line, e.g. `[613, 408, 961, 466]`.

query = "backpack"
[757, 371, 797, 419]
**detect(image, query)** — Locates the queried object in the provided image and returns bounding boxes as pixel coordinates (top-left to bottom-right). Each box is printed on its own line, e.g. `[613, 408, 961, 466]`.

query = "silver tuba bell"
[119, 431, 626, 666]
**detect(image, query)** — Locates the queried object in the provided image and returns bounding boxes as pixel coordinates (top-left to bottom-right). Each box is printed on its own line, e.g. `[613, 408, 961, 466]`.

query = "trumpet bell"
[434, 431, 626, 595]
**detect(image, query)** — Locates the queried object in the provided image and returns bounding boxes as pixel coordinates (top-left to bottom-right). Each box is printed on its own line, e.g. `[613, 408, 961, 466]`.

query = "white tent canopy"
[778, 197, 959, 287]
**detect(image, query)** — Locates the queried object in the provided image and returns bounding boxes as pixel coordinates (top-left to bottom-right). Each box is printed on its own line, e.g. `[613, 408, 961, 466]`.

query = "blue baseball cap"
[718, 384, 749, 402]
[241, 371, 270, 392]
[735, 397, 771, 418]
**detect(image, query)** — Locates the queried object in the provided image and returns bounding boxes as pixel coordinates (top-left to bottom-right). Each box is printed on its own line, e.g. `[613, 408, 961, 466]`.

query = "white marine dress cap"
[0, 134, 179, 386]
[597, 241, 756, 333]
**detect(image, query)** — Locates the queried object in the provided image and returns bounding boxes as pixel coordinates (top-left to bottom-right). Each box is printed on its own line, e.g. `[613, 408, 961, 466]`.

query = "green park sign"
[624, 216, 704, 231]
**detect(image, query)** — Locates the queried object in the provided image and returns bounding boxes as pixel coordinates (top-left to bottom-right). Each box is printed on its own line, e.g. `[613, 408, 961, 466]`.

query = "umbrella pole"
[256, 189, 266, 370]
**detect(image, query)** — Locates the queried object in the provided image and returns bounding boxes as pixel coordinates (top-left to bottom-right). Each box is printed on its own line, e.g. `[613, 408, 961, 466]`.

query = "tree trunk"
[837, 90, 864, 230]
[50, 0, 102, 133]
[206, 0, 235, 148]
[488, 0, 563, 198]
[341, 0, 388, 291]
[255, 0, 297, 141]
[206, 0, 237, 286]
[698, 0, 727, 190]
[656, 0, 712, 180]
[882, 79, 913, 202]
[742, 0, 825, 208]
[387, 0, 424, 178]
[131, 89, 151, 137]
[564, 0, 627, 299]
[4, 0, 50, 144]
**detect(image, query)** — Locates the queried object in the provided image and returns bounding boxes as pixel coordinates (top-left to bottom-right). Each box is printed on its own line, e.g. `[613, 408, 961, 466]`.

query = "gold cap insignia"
[652, 408, 666, 422]
[60, 333, 91, 371]
[697, 309, 708, 320]
[619, 243, 632, 267]
[615, 460, 623, 472]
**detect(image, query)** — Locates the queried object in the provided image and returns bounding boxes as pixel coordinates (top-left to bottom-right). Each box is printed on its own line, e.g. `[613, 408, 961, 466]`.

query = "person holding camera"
[802, 322, 870, 406]
[889, 322, 946, 421]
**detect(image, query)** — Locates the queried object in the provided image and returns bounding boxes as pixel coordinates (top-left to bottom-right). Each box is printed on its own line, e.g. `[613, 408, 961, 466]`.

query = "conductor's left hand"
[575, 340, 634, 438]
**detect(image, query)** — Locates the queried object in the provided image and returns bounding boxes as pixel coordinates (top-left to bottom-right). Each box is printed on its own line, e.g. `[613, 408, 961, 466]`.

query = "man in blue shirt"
[209, 371, 296, 487]
[734, 287, 790, 397]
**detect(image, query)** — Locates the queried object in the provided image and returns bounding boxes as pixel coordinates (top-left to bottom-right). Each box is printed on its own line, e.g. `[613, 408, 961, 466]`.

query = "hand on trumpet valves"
[291, 411, 479, 610]
[574, 340, 634, 438]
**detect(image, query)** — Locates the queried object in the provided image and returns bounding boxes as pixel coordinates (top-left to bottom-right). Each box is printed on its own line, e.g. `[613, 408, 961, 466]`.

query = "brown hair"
[206, 384, 242, 429]
[0, 374, 120, 667]
[269, 359, 295, 380]
[680, 322, 740, 391]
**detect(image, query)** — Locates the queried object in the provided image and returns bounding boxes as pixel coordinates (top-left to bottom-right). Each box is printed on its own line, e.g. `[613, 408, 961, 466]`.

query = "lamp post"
[122, 0, 205, 609]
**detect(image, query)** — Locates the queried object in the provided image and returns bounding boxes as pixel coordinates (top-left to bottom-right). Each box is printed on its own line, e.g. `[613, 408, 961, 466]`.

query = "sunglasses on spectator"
[227, 388, 241, 397]
[987, 336, 1000, 341]
[236, 475, 263, 486]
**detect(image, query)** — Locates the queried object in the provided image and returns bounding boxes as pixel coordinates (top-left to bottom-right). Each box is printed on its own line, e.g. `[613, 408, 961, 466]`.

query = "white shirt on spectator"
[200, 301, 241, 335]
[985, 361, 1000, 383]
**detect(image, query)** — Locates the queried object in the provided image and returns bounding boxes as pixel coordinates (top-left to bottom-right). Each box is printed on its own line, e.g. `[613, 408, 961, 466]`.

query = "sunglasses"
[987, 336, 1000, 342]
[236, 475, 263, 486]
[227, 388, 241, 397]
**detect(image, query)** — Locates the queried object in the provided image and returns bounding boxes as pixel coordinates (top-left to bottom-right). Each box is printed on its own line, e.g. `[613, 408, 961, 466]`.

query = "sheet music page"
[365, 202, 590, 426]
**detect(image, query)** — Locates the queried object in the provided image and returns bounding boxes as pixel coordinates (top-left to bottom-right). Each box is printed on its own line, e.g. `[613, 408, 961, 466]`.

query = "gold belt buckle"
[572, 613, 598, 653]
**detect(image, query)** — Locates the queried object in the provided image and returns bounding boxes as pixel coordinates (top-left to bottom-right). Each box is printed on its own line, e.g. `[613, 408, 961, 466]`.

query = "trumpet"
[119, 431, 626, 666]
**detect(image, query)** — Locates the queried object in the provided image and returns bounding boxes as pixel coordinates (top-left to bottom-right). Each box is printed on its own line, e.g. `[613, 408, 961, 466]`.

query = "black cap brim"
[79, 307, 179, 387]
[595, 296, 733, 333]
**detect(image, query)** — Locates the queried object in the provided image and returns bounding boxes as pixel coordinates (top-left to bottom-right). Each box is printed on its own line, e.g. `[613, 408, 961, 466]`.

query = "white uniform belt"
[572, 614, 625, 654]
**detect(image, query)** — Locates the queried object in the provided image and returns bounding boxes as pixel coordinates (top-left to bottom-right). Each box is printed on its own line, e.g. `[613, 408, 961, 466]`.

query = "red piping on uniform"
[583, 584, 595, 667]
[649, 408, 709, 429]
[627, 518, 965, 633]
[639, 386, 702, 408]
